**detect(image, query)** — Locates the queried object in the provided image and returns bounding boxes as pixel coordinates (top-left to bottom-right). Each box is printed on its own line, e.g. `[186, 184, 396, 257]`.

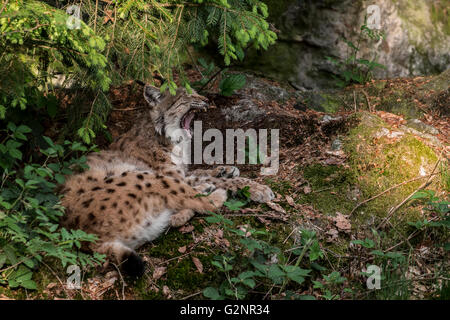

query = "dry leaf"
[162, 285, 171, 297]
[192, 257, 204, 273]
[326, 229, 339, 242]
[334, 212, 351, 232]
[179, 224, 194, 233]
[303, 185, 312, 194]
[267, 202, 286, 214]
[285, 195, 295, 207]
[178, 246, 187, 254]
[152, 266, 167, 280]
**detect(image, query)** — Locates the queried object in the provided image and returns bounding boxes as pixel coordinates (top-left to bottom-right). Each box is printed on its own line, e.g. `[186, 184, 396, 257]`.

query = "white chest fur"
[126, 209, 173, 249]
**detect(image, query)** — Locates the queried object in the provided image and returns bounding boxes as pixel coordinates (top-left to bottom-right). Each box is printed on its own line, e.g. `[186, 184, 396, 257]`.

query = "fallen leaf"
[178, 246, 187, 254]
[303, 185, 312, 194]
[334, 212, 351, 232]
[152, 266, 167, 280]
[267, 202, 286, 214]
[179, 224, 194, 233]
[326, 229, 339, 242]
[192, 257, 204, 274]
[285, 195, 295, 207]
[162, 285, 171, 297]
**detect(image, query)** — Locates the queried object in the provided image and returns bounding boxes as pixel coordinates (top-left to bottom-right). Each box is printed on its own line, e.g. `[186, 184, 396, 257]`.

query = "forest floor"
[1, 69, 449, 300]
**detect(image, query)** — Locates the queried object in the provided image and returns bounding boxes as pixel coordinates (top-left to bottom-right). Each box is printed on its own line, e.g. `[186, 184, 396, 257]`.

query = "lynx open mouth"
[180, 105, 207, 138]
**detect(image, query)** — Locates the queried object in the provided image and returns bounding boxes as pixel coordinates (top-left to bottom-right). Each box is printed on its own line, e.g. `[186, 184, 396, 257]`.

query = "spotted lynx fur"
[60, 85, 275, 277]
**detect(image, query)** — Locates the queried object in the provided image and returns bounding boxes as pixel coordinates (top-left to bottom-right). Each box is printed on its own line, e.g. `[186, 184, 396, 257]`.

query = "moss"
[343, 112, 439, 225]
[319, 94, 342, 114]
[294, 164, 357, 214]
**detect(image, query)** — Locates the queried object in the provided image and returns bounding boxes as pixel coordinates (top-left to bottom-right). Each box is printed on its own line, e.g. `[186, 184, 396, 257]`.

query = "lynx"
[60, 85, 275, 277]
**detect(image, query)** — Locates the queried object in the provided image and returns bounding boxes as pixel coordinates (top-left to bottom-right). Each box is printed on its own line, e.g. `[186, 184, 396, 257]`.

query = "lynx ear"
[143, 85, 162, 107]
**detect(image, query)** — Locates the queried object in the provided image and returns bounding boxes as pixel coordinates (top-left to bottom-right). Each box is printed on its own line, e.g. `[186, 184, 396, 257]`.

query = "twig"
[353, 90, 357, 112]
[112, 107, 147, 112]
[350, 173, 438, 215]
[181, 291, 202, 300]
[41, 261, 72, 299]
[111, 263, 126, 300]
[361, 89, 372, 112]
[377, 158, 441, 229]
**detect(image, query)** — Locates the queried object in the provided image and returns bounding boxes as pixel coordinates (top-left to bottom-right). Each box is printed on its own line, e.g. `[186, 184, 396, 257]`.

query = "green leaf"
[203, 287, 224, 300]
[219, 74, 246, 97]
[21, 279, 37, 290]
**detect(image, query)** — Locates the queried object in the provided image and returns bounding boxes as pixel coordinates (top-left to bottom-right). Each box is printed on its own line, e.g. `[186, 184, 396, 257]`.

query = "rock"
[399, 125, 443, 148]
[239, 75, 291, 102]
[374, 127, 404, 139]
[321, 115, 343, 124]
[244, 0, 450, 89]
[331, 138, 343, 151]
[406, 119, 439, 135]
[220, 98, 265, 122]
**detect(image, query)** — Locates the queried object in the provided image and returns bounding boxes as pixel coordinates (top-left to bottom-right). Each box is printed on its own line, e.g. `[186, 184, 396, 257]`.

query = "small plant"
[327, 18, 386, 87]
[202, 202, 339, 300]
[193, 58, 246, 96]
[0, 123, 104, 290]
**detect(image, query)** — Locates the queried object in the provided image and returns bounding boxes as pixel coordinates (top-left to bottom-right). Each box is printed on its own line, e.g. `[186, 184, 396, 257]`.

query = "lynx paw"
[195, 183, 216, 194]
[248, 184, 275, 203]
[208, 188, 228, 208]
[215, 166, 240, 178]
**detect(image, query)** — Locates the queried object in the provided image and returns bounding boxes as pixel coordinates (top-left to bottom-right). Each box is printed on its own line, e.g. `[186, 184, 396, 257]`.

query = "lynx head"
[143, 84, 208, 143]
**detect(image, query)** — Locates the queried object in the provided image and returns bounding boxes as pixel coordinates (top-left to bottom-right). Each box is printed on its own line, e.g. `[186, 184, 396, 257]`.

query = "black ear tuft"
[121, 251, 146, 278]
[143, 85, 162, 107]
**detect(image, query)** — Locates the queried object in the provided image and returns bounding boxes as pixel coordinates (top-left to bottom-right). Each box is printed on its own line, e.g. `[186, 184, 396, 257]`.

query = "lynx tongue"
[183, 112, 195, 138]
[183, 112, 195, 130]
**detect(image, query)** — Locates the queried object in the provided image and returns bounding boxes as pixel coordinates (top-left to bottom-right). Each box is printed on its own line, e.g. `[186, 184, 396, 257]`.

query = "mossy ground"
[2, 73, 448, 300]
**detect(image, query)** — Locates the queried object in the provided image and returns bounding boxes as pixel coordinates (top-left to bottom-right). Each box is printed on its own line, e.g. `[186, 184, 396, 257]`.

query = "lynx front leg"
[188, 166, 240, 180]
[201, 176, 275, 203]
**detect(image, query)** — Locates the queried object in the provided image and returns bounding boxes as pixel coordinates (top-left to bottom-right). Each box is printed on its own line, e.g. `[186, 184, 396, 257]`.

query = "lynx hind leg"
[96, 241, 145, 278]
[170, 209, 195, 227]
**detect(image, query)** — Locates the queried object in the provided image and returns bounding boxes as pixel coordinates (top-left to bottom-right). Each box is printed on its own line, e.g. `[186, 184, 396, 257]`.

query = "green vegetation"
[0, 0, 276, 295]
[327, 19, 386, 87]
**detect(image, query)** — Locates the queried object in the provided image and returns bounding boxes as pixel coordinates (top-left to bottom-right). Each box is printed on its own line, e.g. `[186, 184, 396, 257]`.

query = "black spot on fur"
[102, 197, 110, 202]
[121, 172, 128, 177]
[135, 184, 142, 190]
[174, 178, 180, 183]
[105, 178, 114, 184]
[112, 202, 118, 208]
[77, 188, 85, 195]
[116, 182, 126, 187]
[88, 213, 96, 221]
[170, 190, 177, 195]
[161, 180, 170, 188]
[137, 174, 144, 180]
[179, 187, 185, 193]
[82, 199, 93, 208]
[120, 217, 126, 223]
[92, 186, 102, 191]
[100, 205, 106, 211]
[107, 188, 115, 193]
[127, 193, 137, 199]
[145, 182, 152, 188]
